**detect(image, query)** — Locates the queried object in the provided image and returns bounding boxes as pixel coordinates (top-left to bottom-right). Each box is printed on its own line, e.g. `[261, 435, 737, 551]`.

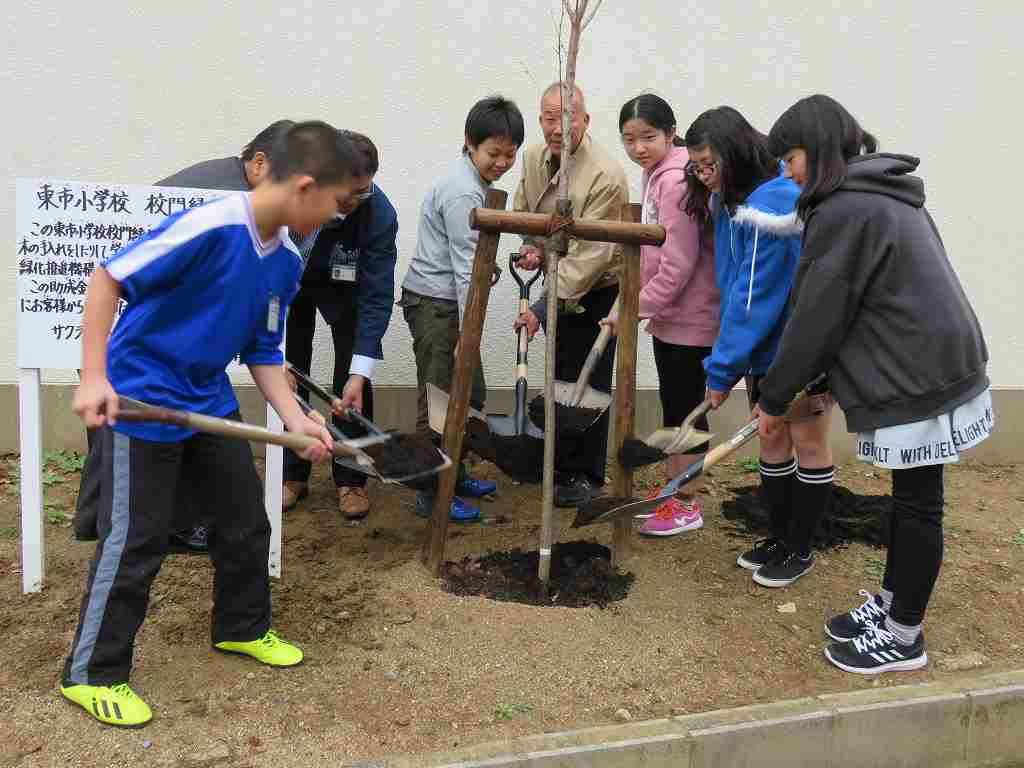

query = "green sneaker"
[60, 682, 153, 728]
[214, 630, 303, 667]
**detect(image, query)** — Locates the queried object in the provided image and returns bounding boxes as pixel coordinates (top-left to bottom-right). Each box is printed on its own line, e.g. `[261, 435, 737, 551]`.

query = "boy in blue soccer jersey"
[60, 121, 364, 729]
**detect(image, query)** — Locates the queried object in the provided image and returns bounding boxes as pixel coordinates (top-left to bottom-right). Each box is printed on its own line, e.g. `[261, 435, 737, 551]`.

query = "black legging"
[883, 464, 945, 626]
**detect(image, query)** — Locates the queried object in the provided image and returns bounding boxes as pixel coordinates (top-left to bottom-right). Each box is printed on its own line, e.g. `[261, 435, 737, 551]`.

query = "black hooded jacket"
[758, 154, 989, 432]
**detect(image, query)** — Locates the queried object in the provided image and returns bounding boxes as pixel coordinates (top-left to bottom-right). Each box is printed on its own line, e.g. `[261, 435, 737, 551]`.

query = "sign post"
[15, 178, 284, 593]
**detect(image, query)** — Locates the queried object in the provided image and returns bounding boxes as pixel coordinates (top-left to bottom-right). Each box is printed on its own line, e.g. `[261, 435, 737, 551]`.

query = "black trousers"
[882, 463, 945, 626]
[548, 285, 618, 486]
[76, 410, 205, 540]
[652, 338, 711, 453]
[283, 284, 373, 488]
[63, 416, 271, 686]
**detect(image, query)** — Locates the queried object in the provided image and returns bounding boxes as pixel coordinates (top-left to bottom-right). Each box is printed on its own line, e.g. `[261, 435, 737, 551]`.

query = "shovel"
[425, 382, 544, 483]
[573, 375, 827, 528]
[617, 399, 715, 469]
[480, 253, 545, 481]
[528, 297, 618, 437]
[286, 364, 452, 485]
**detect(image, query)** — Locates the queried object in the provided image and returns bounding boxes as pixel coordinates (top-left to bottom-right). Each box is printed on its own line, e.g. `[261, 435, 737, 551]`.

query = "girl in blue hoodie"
[683, 107, 834, 588]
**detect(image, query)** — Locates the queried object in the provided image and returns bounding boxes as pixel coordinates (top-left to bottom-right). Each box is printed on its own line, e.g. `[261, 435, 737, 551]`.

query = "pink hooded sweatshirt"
[639, 145, 719, 346]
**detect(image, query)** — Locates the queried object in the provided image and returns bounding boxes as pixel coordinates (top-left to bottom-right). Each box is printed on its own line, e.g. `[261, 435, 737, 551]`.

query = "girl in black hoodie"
[759, 95, 993, 675]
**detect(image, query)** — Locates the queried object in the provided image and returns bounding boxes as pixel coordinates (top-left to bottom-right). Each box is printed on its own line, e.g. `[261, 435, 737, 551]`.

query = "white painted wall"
[3, 0, 1022, 394]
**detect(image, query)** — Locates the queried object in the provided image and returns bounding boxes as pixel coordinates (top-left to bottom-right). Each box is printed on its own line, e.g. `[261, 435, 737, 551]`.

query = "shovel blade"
[552, 381, 612, 411]
[572, 492, 674, 528]
[486, 414, 544, 439]
[426, 382, 487, 435]
[383, 448, 453, 486]
[645, 427, 715, 454]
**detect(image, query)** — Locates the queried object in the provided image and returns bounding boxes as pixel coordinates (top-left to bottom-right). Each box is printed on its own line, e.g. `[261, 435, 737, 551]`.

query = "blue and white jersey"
[102, 193, 302, 442]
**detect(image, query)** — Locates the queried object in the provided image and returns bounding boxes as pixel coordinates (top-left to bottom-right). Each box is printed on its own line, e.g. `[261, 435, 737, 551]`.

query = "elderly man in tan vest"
[513, 82, 630, 507]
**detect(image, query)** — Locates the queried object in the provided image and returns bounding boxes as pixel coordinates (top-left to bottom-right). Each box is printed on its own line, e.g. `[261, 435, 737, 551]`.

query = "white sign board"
[15, 178, 284, 593]
[16, 178, 230, 369]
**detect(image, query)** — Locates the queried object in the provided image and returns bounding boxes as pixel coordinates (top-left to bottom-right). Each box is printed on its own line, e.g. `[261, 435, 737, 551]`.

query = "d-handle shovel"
[487, 252, 543, 440]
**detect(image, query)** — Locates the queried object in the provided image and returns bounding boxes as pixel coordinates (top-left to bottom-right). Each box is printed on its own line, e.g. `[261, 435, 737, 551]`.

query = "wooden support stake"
[610, 202, 643, 566]
[470, 208, 664, 246]
[422, 188, 507, 575]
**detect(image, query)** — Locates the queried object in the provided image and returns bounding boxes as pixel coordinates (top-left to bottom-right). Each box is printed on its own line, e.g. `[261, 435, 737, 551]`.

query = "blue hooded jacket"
[703, 172, 803, 392]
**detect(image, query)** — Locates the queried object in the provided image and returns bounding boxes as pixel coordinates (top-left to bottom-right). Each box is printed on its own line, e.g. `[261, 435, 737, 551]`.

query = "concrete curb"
[347, 670, 1024, 768]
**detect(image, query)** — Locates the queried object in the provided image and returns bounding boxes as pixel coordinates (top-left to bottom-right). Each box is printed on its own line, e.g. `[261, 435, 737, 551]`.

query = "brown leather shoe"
[338, 486, 370, 520]
[282, 481, 308, 511]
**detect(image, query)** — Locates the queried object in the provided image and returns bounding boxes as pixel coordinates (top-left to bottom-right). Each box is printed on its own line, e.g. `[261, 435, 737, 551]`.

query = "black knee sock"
[759, 458, 796, 540]
[786, 465, 835, 558]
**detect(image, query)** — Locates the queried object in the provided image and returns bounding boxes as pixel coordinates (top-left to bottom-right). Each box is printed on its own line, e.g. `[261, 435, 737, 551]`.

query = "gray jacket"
[758, 154, 988, 432]
[402, 154, 489, 326]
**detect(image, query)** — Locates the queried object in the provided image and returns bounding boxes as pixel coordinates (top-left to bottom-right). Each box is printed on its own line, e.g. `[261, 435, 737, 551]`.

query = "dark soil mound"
[440, 540, 633, 608]
[528, 396, 602, 435]
[363, 433, 443, 480]
[720, 484, 892, 548]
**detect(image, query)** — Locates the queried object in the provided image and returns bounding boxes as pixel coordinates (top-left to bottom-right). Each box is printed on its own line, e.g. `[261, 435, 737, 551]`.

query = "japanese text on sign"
[16, 178, 231, 369]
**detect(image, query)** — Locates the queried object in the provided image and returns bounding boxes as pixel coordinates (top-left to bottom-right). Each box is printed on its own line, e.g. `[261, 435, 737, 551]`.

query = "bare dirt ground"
[1, 451, 1021, 767]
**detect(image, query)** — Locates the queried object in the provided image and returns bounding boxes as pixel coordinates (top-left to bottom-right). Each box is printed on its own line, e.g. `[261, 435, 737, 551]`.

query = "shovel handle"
[287, 363, 385, 436]
[510, 252, 536, 433]
[672, 418, 759, 489]
[117, 396, 362, 460]
[579, 375, 826, 527]
[664, 375, 827, 492]
[570, 298, 618, 405]
[286, 362, 339, 407]
[509, 251, 541, 292]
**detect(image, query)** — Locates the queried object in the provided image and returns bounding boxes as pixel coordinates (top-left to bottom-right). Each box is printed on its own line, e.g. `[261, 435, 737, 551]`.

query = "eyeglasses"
[685, 161, 718, 178]
[353, 182, 375, 202]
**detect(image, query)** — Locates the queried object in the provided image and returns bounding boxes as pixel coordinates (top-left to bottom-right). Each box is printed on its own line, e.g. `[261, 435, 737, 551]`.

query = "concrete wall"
[3, 1, 1022, 439]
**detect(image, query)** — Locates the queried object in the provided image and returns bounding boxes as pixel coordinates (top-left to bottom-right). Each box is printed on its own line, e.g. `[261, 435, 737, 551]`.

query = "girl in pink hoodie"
[606, 94, 720, 536]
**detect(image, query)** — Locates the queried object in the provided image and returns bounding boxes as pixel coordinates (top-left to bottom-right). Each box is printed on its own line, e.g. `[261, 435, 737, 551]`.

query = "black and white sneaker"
[736, 537, 786, 570]
[752, 551, 814, 587]
[824, 621, 927, 675]
[825, 590, 887, 641]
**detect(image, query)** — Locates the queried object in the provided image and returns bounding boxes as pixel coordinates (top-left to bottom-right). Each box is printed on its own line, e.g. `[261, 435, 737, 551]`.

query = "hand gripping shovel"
[527, 297, 618, 437]
[573, 375, 827, 528]
[285, 363, 451, 486]
[481, 253, 545, 481]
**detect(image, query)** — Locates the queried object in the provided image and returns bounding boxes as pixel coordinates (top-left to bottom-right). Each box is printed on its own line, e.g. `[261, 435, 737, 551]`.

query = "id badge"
[267, 296, 281, 333]
[330, 245, 359, 283]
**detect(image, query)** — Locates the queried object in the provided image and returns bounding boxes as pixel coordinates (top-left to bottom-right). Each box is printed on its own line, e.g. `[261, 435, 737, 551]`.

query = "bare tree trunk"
[538, 0, 602, 595]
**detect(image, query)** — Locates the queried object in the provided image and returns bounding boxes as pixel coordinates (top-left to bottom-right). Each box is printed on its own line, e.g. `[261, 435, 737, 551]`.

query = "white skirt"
[855, 388, 994, 469]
